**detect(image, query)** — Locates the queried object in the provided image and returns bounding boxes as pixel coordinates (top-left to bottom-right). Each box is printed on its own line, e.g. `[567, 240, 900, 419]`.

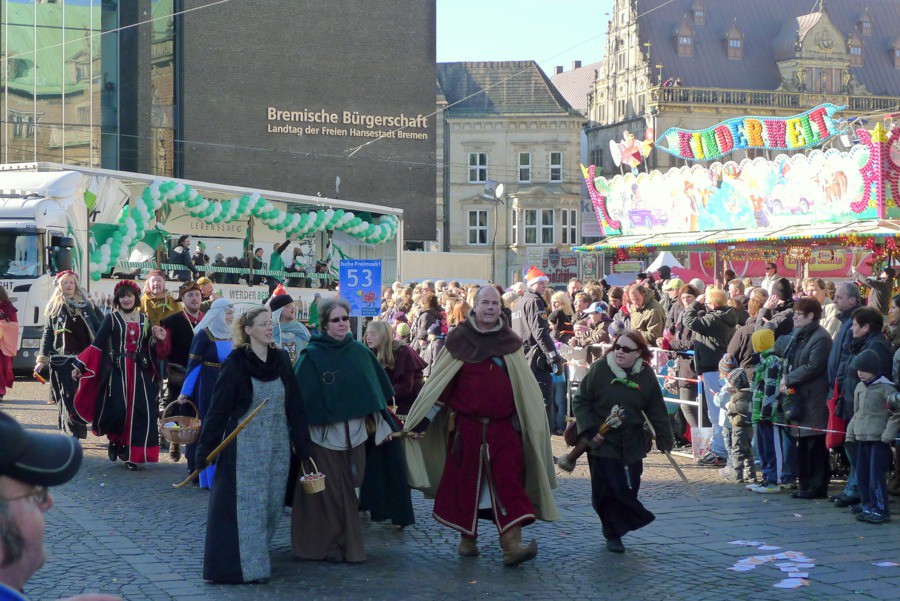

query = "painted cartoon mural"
[585, 144, 889, 236]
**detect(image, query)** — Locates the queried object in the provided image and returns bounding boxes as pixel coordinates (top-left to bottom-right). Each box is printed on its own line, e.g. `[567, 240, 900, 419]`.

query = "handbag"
[826, 382, 848, 449]
[563, 419, 578, 447]
[780, 389, 803, 422]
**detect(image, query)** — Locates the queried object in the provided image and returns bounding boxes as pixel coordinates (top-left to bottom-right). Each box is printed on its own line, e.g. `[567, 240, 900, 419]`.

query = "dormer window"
[860, 9, 872, 36]
[691, 1, 706, 25]
[893, 39, 900, 70]
[725, 20, 744, 60]
[676, 20, 695, 57]
[849, 34, 864, 67]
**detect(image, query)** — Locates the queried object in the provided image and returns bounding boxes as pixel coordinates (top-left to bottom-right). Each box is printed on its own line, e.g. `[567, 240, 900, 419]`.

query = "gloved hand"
[552, 356, 566, 376]
[410, 417, 431, 434]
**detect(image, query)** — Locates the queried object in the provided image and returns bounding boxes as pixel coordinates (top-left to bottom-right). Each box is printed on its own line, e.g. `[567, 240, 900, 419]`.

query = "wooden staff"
[642, 410, 700, 501]
[172, 398, 270, 489]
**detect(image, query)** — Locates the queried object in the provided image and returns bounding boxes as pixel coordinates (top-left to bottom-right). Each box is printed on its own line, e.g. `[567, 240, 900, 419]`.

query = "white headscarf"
[194, 298, 234, 339]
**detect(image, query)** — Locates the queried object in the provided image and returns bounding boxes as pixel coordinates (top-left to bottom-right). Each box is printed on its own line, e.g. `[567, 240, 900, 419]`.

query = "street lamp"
[481, 180, 505, 283]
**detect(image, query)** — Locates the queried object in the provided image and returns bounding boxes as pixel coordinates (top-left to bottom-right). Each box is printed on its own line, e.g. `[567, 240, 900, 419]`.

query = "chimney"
[555, 66, 564, 75]
[572, 60, 582, 69]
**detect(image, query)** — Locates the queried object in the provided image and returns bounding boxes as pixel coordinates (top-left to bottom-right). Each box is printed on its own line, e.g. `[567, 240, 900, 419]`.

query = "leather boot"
[457, 535, 479, 557]
[169, 443, 182, 462]
[499, 526, 537, 567]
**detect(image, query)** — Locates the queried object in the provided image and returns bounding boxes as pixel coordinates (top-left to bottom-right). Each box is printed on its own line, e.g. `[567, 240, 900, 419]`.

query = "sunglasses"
[613, 343, 640, 353]
[328, 315, 350, 323]
[1, 485, 49, 506]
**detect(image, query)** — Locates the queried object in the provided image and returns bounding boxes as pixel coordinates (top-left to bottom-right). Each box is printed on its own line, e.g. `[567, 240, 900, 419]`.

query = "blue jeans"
[856, 441, 892, 516]
[701, 372, 727, 458]
[552, 379, 568, 432]
[756, 422, 778, 484]
[843, 441, 860, 497]
[778, 426, 797, 483]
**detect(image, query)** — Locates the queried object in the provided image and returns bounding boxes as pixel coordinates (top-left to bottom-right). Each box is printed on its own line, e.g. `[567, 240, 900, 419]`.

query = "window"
[467, 210, 488, 245]
[677, 34, 694, 57]
[523, 209, 555, 244]
[468, 153, 487, 183]
[561, 209, 577, 244]
[518, 152, 531, 182]
[850, 44, 863, 67]
[727, 38, 743, 60]
[510, 210, 518, 245]
[589, 148, 603, 169]
[549, 152, 563, 182]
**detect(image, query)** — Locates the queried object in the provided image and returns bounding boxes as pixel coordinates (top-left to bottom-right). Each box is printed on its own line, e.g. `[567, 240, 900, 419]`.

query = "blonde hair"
[705, 287, 728, 308]
[233, 306, 272, 347]
[550, 291, 573, 317]
[366, 320, 397, 370]
[45, 273, 91, 317]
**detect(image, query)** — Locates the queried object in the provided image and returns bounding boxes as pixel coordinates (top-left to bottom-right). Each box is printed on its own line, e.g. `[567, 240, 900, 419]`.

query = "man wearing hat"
[659, 277, 684, 314]
[155, 281, 205, 462]
[196, 277, 218, 313]
[267, 293, 310, 365]
[140, 270, 181, 328]
[0, 412, 118, 600]
[512, 267, 565, 429]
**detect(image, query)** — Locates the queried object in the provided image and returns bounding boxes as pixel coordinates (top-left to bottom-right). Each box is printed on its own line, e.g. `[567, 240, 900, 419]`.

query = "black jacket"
[168, 245, 198, 281]
[781, 322, 832, 437]
[511, 290, 557, 370]
[838, 331, 893, 420]
[682, 303, 738, 373]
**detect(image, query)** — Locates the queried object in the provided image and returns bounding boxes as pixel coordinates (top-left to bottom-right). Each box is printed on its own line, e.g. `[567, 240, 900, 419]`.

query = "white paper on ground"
[728, 565, 756, 571]
[729, 540, 764, 546]
[794, 563, 815, 569]
[779, 565, 800, 572]
[773, 578, 809, 589]
[758, 545, 781, 551]
[873, 561, 899, 567]
[791, 572, 809, 578]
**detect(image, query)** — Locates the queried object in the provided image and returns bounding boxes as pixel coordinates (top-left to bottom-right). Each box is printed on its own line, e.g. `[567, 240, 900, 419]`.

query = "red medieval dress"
[74, 312, 160, 464]
[432, 357, 535, 536]
[0, 300, 18, 398]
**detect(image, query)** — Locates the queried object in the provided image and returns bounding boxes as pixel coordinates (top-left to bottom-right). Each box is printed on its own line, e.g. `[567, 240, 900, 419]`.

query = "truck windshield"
[0, 232, 41, 278]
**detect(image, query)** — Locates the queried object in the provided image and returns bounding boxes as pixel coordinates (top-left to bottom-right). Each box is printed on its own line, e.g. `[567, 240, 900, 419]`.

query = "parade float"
[574, 103, 900, 282]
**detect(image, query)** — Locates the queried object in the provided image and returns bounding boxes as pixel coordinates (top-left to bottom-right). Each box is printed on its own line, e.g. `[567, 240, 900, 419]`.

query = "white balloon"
[173, 183, 186, 196]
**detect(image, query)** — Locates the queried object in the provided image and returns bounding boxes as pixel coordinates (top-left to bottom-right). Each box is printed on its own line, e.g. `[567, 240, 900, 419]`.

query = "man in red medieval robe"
[403, 286, 558, 566]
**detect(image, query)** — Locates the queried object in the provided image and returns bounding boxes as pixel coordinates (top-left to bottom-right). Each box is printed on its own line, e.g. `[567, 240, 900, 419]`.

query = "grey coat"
[781, 322, 832, 438]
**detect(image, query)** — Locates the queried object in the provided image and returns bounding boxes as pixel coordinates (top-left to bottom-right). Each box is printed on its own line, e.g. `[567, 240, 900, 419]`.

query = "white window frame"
[561, 209, 577, 244]
[549, 152, 563, 182]
[510, 210, 518, 245]
[468, 152, 488, 183]
[541, 209, 555, 244]
[524, 210, 538, 244]
[518, 152, 532, 183]
[467, 209, 488, 245]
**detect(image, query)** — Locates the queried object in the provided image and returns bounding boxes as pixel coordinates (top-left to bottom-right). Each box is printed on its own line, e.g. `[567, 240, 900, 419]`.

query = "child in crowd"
[749, 329, 782, 493]
[725, 367, 755, 483]
[846, 349, 900, 524]
[713, 354, 737, 476]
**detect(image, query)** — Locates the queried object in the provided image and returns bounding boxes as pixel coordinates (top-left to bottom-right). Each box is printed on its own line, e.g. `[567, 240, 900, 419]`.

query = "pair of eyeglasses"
[1, 485, 50, 506]
[613, 344, 639, 353]
[328, 315, 350, 323]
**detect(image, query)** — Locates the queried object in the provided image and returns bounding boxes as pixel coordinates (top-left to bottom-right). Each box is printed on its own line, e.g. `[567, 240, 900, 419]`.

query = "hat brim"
[6, 430, 83, 487]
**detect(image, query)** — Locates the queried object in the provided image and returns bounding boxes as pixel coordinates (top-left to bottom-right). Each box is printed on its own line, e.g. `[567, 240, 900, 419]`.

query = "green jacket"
[573, 354, 674, 464]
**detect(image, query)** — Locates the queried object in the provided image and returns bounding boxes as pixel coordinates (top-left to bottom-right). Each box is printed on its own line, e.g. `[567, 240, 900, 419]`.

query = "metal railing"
[649, 86, 900, 114]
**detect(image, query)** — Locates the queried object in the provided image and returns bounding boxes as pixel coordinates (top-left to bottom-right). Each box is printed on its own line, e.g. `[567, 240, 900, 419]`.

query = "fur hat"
[267, 294, 294, 313]
[718, 353, 738, 374]
[177, 281, 201, 300]
[751, 329, 775, 353]
[525, 266, 549, 287]
[727, 367, 749, 390]
[850, 349, 882, 376]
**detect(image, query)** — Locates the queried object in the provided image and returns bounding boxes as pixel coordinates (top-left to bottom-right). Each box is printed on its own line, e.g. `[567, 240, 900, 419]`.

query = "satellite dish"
[609, 139, 623, 167]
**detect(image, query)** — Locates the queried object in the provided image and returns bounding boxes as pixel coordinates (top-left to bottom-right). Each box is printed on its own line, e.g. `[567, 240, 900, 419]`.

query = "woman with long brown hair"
[365, 320, 426, 417]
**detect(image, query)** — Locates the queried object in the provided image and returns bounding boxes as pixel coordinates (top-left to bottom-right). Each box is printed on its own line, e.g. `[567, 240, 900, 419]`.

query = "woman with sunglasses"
[290, 297, 403, 563]
[572, 331, 674, 553]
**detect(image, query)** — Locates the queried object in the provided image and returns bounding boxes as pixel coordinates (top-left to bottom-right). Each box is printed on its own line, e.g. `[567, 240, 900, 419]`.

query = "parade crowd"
[2, 252, 900, 596]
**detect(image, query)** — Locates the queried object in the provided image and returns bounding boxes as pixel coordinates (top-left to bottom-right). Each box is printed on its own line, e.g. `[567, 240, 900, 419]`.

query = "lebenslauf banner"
[656, 103, 845, 162]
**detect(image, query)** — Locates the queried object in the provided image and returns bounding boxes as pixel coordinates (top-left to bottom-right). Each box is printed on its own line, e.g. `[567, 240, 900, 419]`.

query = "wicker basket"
[299, 458, 326, 494]
[159, 400, 202, 445]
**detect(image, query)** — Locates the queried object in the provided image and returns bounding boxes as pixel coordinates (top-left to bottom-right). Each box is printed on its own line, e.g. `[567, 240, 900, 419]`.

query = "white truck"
[0, 162, 403, 371]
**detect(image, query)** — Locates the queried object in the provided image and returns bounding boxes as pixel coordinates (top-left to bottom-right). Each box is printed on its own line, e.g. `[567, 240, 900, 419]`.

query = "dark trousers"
[587, 455, 655, 540]
[856, 441, 892, 516]
[532, 367, 553, 430]
[756, 421, 778, 484]
[795, 434, 830, 495]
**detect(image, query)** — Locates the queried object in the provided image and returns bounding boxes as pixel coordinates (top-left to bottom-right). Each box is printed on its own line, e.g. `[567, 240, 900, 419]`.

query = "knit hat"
[751, 329, 774, 353]
[850, 349, 882, 376]
[267, 294, 294, 313]
[689, 278, 706, 293]
[718, 353, 738, 374]
[608, 320, 625, 338]
[771, 277, 793, 302]
[525, 266, 549, 287]
[395, 322, 410, 337]
[727, 367, 749, 390]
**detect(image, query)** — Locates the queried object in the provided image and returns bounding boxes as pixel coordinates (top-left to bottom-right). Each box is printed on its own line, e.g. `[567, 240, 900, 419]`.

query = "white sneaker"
[754, 484, 781, 494]
[746, 483, 763, 491]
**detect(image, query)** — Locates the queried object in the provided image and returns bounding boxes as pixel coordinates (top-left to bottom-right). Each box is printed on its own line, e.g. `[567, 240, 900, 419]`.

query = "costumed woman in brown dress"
[34, 271, 102, 437]
[572, 330, 674, 553]
[291, 297, 408, 563]
[72, 280, 165, 469]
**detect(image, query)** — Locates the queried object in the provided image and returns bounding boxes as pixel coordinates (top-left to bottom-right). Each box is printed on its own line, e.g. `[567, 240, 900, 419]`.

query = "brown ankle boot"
[169, 443, 181, 462]
[499, 526, 537, 567]
[457, 535, 479, 557]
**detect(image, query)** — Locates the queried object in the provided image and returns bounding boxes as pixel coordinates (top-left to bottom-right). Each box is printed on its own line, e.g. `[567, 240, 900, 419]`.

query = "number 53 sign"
[339, 260, 382, 317]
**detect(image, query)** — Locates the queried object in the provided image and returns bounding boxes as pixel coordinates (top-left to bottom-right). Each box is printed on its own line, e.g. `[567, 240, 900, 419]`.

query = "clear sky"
[437, 0, 614, 76]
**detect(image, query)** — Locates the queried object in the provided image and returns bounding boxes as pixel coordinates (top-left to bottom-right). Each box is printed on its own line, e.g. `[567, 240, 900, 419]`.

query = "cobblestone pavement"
[3, 380, 899, 600]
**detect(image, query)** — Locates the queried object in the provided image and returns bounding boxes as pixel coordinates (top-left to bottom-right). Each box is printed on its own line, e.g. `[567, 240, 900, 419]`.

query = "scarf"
[229, 345, 283, 382]
[442, 312, 523, 363]
[606, 353, 645, 390]
[194, 298, 233, 339]
[295, 332, 392, 425]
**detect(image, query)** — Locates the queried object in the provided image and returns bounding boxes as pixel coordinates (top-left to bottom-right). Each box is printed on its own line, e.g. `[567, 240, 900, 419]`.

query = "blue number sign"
[339, 259, 382, 317]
